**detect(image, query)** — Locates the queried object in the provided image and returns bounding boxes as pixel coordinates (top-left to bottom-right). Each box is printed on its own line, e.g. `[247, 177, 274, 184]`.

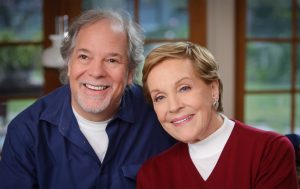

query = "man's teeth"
[173, 115, 192, 124]
[85, 84, 108, 90]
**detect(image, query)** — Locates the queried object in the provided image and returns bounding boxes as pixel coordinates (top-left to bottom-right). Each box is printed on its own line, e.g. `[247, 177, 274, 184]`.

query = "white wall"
[207, 0, 235, 118]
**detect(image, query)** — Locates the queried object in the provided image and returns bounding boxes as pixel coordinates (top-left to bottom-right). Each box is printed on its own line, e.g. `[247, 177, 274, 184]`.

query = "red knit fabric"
[137, 121, 299, 189]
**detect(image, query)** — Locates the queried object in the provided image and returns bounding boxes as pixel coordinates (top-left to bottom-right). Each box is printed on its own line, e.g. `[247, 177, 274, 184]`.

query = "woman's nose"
[168, 95, 182, 113]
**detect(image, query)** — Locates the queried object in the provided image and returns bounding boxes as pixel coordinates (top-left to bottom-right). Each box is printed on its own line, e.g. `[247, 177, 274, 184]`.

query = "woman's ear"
[211, 80, 220, 110]
[211, 80, 219, 99]
[67, 63, 71, 77]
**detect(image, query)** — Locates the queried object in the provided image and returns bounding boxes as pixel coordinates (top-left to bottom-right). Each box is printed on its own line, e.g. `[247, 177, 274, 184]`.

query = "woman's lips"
[171, 114, 194, 126]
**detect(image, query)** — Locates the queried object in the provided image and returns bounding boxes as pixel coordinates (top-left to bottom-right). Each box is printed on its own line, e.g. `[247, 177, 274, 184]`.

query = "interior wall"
[207, 0, 235, 118]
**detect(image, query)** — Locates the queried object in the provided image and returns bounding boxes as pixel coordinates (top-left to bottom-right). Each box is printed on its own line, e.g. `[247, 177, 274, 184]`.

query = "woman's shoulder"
[232, 120, 293, 150]
[233, 120, 284, 137]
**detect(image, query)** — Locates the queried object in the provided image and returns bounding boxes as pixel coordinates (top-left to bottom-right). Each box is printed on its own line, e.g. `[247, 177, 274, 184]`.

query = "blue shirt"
[0, 84, 176, 189]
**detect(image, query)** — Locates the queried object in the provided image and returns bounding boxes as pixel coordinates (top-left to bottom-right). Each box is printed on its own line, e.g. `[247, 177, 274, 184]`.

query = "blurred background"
[0, 0, 299, 150]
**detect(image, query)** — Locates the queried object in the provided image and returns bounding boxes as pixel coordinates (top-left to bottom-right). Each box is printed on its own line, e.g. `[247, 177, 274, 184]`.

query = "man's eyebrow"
[75, 48, 90, 54]
[106, 52, 123, 57]
[76, 49, 123, 56]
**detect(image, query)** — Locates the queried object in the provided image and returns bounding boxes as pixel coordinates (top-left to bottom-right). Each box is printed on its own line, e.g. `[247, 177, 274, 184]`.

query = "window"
[0, 0, 207, 146]
[82, 0, 205, 83]
[0, 0, 44, 149]
[0, 0, 44, 98]
[236, 0, 300, 134]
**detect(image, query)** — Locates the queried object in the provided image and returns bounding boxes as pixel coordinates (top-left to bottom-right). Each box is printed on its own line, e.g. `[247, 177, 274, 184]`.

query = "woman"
[137, 42, 299, 189]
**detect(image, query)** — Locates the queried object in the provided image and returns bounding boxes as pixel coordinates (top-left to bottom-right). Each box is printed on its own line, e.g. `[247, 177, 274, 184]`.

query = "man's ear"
[127, 69, 135, 85]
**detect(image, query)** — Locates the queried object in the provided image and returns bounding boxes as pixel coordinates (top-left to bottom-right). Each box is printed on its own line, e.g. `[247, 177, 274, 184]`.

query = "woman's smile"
[171, 114, 194, 127]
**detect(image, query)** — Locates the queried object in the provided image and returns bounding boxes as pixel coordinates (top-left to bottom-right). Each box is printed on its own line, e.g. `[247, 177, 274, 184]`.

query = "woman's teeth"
[173, 115, 192, 124]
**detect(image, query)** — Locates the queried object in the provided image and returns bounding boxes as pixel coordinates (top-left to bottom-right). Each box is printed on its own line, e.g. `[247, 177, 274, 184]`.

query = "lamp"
[42, 15, 68, 69]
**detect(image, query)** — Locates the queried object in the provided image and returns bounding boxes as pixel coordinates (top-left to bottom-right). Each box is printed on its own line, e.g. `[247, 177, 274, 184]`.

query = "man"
[0, 9, 175, 189]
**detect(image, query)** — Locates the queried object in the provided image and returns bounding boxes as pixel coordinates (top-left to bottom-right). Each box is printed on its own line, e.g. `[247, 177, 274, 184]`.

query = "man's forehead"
[109, 19, 125, 33]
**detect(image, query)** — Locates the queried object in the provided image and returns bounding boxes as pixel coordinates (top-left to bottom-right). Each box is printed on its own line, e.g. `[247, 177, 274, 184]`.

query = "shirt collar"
[41, 84, 137, 127]
[40, 85, 72, 126]
[113, 85, 136, 124]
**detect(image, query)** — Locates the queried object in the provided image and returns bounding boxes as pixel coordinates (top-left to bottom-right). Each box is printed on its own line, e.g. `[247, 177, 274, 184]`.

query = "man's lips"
[84, 83, 110, 91]
[171, 115, 194, 125]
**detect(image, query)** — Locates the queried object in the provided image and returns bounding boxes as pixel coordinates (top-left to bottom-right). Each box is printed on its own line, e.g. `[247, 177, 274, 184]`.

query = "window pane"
[246, 42, 291, 90]
[134, 43, 167, 85]
[247, 0, 291, 38]
[81, 0, 134, 15]
[0, 102, 7, 150]
[296, 94, 300, 133]
[245, 94, 291, 134]
[0, 45, 43, 95]
[297, 44, 300, 89]
[0, 99, 35, 150]
[297, 0, 300, 37]
[139, 0, 189, 39]
[144, 43, 167, 56]
[0, 0, 43, 41]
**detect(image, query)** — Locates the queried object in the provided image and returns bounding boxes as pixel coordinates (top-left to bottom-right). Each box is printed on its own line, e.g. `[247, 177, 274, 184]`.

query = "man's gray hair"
[59, 9, 145, 84]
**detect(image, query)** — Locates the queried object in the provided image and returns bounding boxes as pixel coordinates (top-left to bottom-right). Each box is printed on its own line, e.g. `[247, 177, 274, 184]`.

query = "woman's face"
[147, 58, 221, 143]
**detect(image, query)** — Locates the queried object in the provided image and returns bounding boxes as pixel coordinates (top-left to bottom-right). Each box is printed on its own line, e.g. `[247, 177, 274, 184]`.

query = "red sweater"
[137, 121, 299, 189]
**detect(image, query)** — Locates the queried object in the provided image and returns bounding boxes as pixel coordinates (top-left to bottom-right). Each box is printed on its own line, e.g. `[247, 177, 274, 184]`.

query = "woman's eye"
[180, 86, 191, 92]
[153, 95, 165, 103]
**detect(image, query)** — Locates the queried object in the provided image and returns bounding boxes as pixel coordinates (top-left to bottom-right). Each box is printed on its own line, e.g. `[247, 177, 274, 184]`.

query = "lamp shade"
[42, 34, 65, 68]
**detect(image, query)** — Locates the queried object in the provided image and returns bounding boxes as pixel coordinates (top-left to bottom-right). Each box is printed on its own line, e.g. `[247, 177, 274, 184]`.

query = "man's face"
[68, 19, 133, 121]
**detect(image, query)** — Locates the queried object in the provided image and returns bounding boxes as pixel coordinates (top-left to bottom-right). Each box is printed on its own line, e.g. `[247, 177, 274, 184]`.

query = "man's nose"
[88, 60, 107, 78]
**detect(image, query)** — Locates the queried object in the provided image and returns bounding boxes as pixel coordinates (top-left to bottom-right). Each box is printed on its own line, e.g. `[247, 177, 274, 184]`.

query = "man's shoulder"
[124, 84, 150, 108]
[126, 84, 143, 99]
[10, 85, 70, 126]
[41, 85, 70, 101]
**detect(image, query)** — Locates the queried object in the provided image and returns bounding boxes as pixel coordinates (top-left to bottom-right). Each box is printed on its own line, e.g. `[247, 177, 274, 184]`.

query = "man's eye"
[106, 58, 118, 63]
[79, 54, 88, 60]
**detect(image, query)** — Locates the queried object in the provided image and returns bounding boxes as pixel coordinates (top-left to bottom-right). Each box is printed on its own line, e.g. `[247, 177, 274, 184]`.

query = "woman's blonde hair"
[142, 41, 223, 112]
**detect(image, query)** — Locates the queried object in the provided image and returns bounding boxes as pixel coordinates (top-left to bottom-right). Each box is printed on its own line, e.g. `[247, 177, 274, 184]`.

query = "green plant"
[0, 45, 40, 71]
